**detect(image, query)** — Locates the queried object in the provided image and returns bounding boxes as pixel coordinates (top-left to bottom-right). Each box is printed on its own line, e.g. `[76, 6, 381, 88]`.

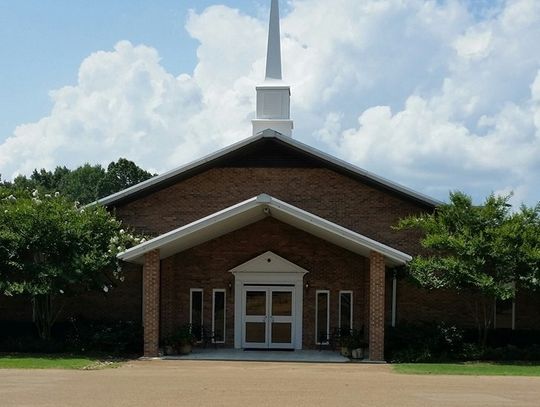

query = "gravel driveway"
[1, 360, 539, 407]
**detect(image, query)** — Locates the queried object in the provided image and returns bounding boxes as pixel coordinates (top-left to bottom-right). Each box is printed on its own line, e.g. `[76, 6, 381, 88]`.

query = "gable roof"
[97, 129, 441, 208]
[229, 251, 309, 275]
[117, 194, 412, 267]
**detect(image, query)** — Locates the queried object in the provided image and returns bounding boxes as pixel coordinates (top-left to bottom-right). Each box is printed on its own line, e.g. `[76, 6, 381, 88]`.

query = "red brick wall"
[369, 251, 385, 360]
[114, 167, 427, 254]
[159, 217, 368, 349]
[143, 250, 160, 357]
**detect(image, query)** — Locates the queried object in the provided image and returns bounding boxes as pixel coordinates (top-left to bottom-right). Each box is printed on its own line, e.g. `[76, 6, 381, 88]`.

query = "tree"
[57, 163, 106, 204]
[3, 158, 154, 205]
[30, 166, 70, 192]
[396, 192, 540, 346]
[97, 158, 154, 199]
[0, 188, 141, 340]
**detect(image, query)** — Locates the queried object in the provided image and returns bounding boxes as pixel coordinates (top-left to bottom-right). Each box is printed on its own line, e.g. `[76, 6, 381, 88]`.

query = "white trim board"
[118, 194, 412, 267]
[230, 251, 307, 350]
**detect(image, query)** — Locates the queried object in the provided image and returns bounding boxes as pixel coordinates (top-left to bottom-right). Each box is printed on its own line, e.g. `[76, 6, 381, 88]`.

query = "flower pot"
[179, 343, 192, 355]
[164, 345, 176, 356]
[351, 348, 364, 359]
[340, 346, 351, 357]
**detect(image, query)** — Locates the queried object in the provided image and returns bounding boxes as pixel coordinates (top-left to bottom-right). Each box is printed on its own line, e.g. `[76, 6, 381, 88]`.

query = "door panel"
[269, 289, 294, 348]
[245, 322, 267, 343]
[271, 291, 292, 316]
[246, 291, 267, 315]
[242, 287, 295, 349]
[243, 289, 268, 348]
[271, 322, 292, 344]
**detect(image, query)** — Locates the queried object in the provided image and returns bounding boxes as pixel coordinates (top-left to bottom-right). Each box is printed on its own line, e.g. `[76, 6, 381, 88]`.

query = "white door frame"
[242, 286, 296, 349]
[230, 251, 308, 350]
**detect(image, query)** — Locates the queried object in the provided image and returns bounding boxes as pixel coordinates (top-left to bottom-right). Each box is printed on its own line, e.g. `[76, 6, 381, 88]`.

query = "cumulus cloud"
[1, 0, 540, 205]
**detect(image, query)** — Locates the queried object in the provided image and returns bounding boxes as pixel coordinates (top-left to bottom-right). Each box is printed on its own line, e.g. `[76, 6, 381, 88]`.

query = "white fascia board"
[266, 196, 412, 265]
[95, 129, 440, 208]
[95, 133, 266, 207]
[117, 196, 262, 262]
[119, 193, 412, 266]
[270, 133, 442, 207]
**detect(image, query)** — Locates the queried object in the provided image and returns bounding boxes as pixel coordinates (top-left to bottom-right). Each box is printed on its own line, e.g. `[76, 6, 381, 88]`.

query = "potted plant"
[340, 329, 368, 359]
[162, 335, 177, 356]
[172, 323, 196, 355]
[349, 329, 368, 359]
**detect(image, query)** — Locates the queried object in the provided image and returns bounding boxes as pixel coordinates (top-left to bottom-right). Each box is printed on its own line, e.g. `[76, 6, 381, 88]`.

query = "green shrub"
[386, 322, 465, 362]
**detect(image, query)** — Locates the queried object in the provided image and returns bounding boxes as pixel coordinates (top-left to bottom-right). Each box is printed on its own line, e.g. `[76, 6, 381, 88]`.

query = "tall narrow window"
[190, 289, 203, 342]
[212, 289, 226, 343]
[495, 298, 515, 330]
[339, 291, 353, 334]
[316, 290, 330, 345]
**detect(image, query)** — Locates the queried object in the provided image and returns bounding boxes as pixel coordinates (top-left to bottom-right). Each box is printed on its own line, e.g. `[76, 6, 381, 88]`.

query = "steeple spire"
[252, 0, 294, 137]
[265, 0, 282, 80]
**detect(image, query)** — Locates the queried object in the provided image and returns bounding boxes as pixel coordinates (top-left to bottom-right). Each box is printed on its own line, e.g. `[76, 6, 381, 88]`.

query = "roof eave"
[117, 194, 413, 267]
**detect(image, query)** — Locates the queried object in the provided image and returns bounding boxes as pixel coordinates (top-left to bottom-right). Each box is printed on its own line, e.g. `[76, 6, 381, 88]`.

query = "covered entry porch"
[118, 194, 411, 361]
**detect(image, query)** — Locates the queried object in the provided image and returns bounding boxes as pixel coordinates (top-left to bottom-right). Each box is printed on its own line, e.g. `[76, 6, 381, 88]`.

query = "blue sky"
[0, 1, 263, 139]
[0, 0, 539, 205]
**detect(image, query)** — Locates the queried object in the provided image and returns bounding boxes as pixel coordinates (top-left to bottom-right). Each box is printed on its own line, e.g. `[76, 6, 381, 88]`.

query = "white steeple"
[265, 0, 282, 80]
[252, 0, 294, 137]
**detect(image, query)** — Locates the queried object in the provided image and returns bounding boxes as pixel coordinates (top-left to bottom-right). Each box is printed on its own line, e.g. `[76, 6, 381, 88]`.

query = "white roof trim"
[229, 251, 309, 275]
[96, 129, 441, 207]
[118, 194, 412, 267]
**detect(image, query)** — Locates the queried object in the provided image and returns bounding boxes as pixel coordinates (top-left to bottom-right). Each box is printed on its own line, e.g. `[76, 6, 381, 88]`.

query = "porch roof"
[117, 194, 412, 267]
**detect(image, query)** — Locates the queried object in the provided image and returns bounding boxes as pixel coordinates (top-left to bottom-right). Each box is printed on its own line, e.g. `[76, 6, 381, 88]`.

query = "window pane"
[496, 298, 513, 329]
[340, 292, 352, 332]
[316, 292, 328, 344]
[272, 291, 292, 316]
[214, 291, 225, 342]
[191, 291, 203, 341]
[245, 322, 266, 343]
[272, 322, 292, 344]
[246, 291, 266, 315]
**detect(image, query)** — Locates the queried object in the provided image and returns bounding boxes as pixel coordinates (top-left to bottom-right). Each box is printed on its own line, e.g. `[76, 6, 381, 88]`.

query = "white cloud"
[1, 0, 540, 205]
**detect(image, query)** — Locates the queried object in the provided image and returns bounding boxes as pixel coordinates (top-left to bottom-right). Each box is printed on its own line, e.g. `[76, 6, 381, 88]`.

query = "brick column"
[143, 249, 160, 357]
[369, 251, 386, 361]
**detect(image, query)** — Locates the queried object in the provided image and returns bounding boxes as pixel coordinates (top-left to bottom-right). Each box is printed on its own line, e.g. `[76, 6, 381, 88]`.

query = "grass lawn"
[0, 354, 122, 370]
[393, 362, 540, 376]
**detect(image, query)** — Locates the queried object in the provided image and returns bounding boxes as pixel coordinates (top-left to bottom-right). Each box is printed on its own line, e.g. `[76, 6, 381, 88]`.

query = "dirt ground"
[1, 360, 539, 407]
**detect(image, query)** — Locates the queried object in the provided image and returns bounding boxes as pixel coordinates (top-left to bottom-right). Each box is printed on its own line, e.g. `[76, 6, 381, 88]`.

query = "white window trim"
[339, 291, 353, 332]
[315, 290, 330, 345]
[212, 289, 226, 344]
[190, 288, 204, 342]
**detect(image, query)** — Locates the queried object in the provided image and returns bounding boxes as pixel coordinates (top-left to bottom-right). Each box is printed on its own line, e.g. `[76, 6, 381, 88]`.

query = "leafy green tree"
[57, 163, 106, 204]
[396, 192, 540, 346]
[30, 167, 70, 192]
[3, 159, 153, 205]
[97, 158, 154, 199]
[0, 188, 141, 340]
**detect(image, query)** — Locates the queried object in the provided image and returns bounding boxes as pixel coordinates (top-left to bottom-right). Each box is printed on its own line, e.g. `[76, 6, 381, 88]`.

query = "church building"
[96, 0, 539, 360]
[3, 0, 536, 361]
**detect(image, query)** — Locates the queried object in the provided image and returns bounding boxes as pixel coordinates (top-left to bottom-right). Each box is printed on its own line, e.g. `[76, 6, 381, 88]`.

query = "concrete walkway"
[162, 348, 350, 363]
[2, 360, 540, 407]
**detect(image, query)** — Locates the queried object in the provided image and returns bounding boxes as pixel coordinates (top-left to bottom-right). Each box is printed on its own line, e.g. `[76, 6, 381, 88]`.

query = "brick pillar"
[369, 251, 386, 361]
[143, 249, 160, 357]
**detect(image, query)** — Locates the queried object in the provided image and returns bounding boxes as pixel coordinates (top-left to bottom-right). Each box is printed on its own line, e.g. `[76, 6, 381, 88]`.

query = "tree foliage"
[0, 188, 142, 339]
[396, 192, 540, 344]
[397, 192, 540, 297]
[2, 158, 154, 205]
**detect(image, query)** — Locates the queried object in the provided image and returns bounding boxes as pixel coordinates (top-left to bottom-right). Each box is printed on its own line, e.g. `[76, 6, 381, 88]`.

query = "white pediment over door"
[229, 251, 309, 275]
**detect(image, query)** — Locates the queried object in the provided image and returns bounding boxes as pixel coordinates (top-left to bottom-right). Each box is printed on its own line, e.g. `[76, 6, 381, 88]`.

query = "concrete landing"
[162, 349, 350, 363]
